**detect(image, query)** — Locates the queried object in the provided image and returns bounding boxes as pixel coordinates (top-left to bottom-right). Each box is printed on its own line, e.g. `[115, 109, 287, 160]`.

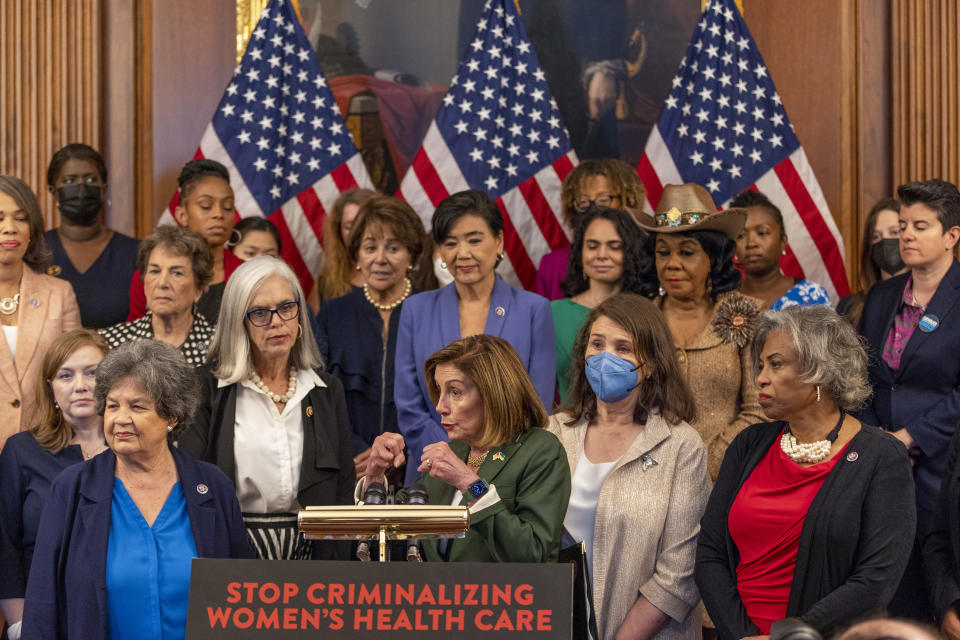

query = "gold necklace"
[0, 293, 19, 315]
[363, 277, 412, 311]
[467, 450, 490, 468]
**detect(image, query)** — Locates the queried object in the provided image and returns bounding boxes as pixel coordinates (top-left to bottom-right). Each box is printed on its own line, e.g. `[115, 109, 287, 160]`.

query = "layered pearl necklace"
[251, 367, 297, 404]
[363, 278, 412, 311]
[780, 411, 846, 464]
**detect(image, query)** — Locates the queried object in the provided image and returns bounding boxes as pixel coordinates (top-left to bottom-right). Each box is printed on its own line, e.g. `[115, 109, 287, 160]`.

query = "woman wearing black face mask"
[44, 144, 140, 328]
[836, 198, 907, 326]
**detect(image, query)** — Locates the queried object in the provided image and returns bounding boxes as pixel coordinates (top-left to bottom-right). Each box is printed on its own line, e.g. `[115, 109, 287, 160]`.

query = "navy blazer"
[316, 287, 403, 454]
[394, 276, 556, 484]
[21, 447, 253, 640]
[856, 260, 960, 518]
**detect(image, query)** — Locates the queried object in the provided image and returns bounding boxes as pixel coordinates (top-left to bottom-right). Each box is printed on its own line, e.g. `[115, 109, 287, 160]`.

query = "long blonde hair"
[317, 188, 377, 301]
[31, 329, 109, 454]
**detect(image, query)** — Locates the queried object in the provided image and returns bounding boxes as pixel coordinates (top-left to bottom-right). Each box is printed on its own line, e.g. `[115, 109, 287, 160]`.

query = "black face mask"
[870, 238, 906, 275]
[57, 184, 103, 225]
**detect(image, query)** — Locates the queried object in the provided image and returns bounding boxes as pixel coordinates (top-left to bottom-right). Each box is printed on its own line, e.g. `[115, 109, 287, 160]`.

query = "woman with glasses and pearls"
[178, 257, 354, 560]
[536, 158, 647, 301]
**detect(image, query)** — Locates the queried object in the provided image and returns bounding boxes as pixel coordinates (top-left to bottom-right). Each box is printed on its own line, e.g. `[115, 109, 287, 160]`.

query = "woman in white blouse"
[178, 257, 355, 559]
[547, 293, 711, 640]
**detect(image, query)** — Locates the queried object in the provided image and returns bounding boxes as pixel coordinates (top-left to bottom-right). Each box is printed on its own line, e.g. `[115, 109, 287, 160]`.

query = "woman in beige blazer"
[0, 176, 80, 450]
[549, 293, 711, 640]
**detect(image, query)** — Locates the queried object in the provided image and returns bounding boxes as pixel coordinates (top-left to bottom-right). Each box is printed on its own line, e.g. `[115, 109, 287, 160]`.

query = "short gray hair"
[206, 256, 322, 383]
[751, 306, 872, 412]
[94, 340, 199, 438]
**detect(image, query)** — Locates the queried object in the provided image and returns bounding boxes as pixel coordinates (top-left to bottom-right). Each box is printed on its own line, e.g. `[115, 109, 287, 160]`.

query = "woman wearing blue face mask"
[547, 293, 711, 640]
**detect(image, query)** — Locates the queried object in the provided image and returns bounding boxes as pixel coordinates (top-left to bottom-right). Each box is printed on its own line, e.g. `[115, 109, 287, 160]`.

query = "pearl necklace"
[251, 367, 297, 404]
[780, 411, 846, 464]
[363, 278, 412, 311]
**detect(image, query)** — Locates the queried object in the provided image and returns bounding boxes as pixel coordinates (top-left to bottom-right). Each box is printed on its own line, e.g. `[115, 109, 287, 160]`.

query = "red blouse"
[728, 432, 849, 633]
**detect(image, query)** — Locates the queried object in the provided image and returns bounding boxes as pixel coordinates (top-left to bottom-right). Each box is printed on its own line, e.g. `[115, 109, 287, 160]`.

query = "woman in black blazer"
[177, 257, 354, 560]
[697, 306, 915, 640]
[924, 427, 960, 640]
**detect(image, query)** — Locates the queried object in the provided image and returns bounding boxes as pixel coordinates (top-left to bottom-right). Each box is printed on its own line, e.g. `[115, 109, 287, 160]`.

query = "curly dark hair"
[638, 229, 742, 300]
[560, 206, 648, 297]
[560, 158, 646, 228]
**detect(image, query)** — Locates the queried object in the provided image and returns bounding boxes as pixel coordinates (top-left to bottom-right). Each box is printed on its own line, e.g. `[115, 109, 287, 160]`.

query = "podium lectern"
[298, 505, 470, 562]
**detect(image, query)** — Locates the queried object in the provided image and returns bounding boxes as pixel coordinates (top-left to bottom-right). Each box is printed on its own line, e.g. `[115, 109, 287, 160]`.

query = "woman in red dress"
[696, 305, 915, 640]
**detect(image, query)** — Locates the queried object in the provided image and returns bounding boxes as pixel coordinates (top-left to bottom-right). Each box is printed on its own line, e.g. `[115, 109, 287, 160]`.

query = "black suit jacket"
[696, 422, 915, 640]
[856, 260, 960, 518]
[924, 425, 960, 620]
[177, 366, 356, 559]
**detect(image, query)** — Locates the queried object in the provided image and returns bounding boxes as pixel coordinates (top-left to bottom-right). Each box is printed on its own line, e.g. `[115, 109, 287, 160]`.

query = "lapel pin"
[196, 483, 209, 495]
[918, 314, 939, 333]
[641, 455, 657, 471]
[30, 298, 39, 307]
[305, 406, 313, 417]
[493, 451, 505, 462]
[495, 306, 505, 317]
[846, 451, 859, 462]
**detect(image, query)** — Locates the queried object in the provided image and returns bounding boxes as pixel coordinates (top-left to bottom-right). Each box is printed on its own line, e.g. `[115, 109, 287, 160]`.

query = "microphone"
[356, 482, 387, 561]
[405, 483, 428, 562]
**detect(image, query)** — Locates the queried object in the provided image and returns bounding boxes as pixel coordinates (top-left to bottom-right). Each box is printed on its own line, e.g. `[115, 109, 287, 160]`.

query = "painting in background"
[294, 0, 699, 190]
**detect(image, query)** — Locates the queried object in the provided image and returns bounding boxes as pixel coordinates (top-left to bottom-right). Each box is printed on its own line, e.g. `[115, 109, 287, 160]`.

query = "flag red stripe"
[295, 187, 326, 241]
[268, 210, 314, 296]
[496, 198, 536, 289]
[773, 159, 850, 296]
[636, 152, 663, 208]
[411, 150, 450, 207]
[552, 154, 576, 185]
[780, 245, 805, 280]
[329, 163, 359, 192]
[517, 176, 568, 250]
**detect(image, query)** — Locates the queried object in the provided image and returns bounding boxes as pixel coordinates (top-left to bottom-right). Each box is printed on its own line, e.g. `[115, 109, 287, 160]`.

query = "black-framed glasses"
[574, 193, 621, 212]
[245, 300, 300, 327]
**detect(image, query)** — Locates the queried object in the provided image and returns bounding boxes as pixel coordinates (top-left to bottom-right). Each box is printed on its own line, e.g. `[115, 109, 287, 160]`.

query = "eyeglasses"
[574, 193, 621, 212]
[245, 300, 300, 327]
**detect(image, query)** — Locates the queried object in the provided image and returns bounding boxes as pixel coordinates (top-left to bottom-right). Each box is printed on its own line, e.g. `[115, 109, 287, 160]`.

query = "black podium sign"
[186, 560, 573, 639]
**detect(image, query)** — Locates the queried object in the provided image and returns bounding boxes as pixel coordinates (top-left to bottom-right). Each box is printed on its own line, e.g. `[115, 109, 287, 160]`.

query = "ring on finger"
[425, 459, 432, 469]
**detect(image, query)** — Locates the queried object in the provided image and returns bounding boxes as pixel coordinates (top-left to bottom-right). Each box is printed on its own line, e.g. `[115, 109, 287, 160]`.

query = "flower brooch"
[712, 294, 761, 348]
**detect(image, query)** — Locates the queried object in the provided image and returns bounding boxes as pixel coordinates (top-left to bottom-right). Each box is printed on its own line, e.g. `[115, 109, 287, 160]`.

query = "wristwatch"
[467, 479, 489, 499]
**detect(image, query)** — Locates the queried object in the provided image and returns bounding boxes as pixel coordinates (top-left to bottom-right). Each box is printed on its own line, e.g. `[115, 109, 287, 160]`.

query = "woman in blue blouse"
[22, 340, 253, 640]
[730, 189, 832, 310]
[317, 195, 425, 480]
[395, 189, 556, 484]
[0, 329, 108, 639]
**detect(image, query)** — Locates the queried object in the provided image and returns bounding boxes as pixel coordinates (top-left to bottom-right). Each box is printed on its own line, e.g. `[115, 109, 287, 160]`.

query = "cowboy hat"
[634, 183, 746, 240]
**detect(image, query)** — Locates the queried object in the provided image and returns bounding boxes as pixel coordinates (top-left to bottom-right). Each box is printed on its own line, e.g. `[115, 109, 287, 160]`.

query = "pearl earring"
[440, 260, 447, 269]
[816, 385, 821, 402]
[167, 425, 174, 432]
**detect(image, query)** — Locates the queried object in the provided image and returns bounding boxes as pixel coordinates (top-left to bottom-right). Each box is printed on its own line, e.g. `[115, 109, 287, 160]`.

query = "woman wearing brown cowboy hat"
[636, 183, 764, 481]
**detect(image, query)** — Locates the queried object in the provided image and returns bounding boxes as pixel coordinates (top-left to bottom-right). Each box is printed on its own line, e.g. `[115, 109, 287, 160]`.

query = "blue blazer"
[21, 446, 254, 640]
[856, 260, 960, 519]
[394, 276, 556, 484]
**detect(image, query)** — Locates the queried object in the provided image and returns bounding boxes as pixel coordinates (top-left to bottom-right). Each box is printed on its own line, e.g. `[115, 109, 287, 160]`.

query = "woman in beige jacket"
[636, 184, 764, 480]
[0, 176, 81, 450]
[549, 293, 711, 640]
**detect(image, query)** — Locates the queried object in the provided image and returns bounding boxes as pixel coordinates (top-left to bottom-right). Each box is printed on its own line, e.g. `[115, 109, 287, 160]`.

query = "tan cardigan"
[655, 291, 764, 480]
[0, 267, 80, 449]
[548, 411, 711, 640]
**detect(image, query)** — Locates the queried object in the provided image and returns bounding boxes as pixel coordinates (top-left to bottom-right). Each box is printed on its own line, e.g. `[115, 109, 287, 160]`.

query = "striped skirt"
[243, 512, 313, 560]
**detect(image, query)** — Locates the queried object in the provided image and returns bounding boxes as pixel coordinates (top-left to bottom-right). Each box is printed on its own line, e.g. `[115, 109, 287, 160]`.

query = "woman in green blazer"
[364, 334, 570, 562]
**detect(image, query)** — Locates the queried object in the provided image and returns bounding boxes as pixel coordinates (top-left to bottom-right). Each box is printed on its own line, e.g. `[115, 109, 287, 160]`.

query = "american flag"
[636, 0, 849, 300]
[158, 0, 372, 294]
[398, 0, 578, 289]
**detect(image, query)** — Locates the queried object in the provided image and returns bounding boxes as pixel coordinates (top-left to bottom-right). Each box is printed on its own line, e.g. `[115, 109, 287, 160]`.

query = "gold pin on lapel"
[305, 406, 313, 417]
[493, 452, 505, 462]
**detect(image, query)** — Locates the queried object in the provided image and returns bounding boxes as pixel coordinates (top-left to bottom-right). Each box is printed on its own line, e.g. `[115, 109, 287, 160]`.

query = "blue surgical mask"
[585, 352, 640, 403]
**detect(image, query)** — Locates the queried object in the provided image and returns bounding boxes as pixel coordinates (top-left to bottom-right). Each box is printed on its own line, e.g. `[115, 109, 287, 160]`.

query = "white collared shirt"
[228, 368, 325, 513]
